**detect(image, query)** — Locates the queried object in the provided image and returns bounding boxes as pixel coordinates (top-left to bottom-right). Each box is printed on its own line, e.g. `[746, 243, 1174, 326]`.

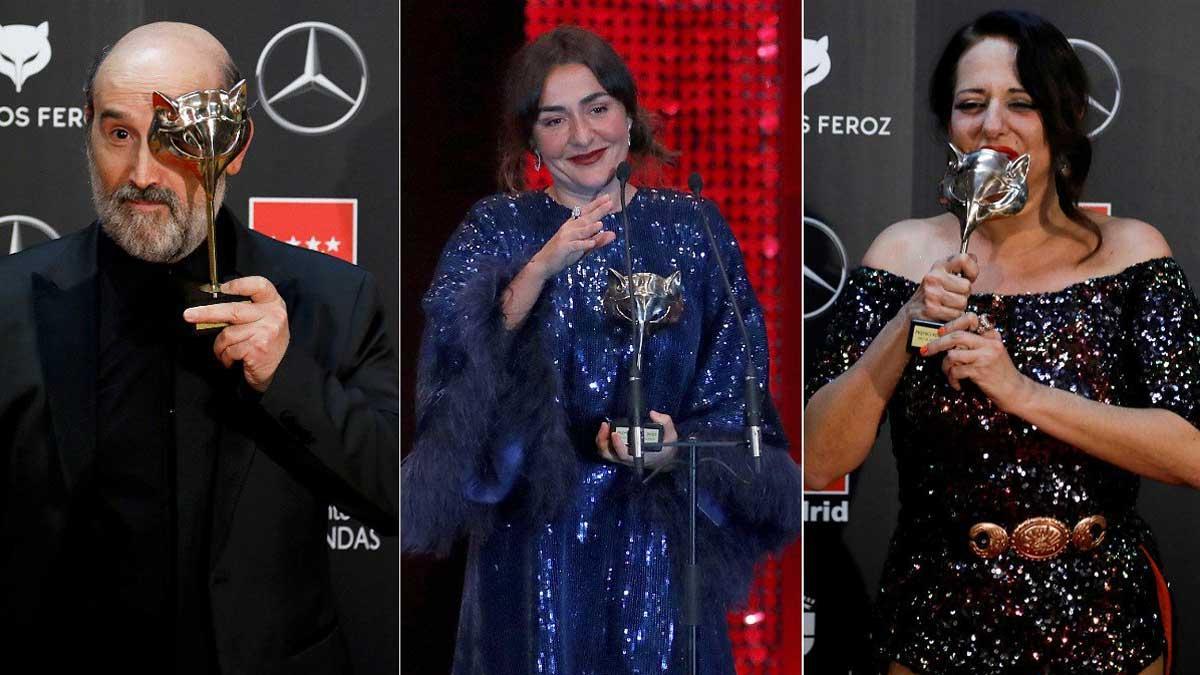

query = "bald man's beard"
[87, 149, 223, 264]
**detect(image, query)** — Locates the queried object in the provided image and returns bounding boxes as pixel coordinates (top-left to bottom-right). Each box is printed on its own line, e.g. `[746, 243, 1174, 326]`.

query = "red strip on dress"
[1140, 544, 1173, 674]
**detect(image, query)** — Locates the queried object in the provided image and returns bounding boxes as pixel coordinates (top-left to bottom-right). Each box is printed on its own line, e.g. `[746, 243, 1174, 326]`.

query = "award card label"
[907, 319, 942, 353]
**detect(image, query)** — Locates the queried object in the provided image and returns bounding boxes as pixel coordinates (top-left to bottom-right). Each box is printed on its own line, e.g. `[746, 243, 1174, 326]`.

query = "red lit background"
[525, 2, 801, 673]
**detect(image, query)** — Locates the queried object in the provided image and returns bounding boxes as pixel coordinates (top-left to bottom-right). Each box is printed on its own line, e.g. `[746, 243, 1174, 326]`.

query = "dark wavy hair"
[930, 10, 1099, 245]
[496, 25, 675, 194]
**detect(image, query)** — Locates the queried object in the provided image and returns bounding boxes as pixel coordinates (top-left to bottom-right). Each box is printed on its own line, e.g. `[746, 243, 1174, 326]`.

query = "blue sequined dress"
[403, 188, 802, 674]
[807, 259, 1200, 674]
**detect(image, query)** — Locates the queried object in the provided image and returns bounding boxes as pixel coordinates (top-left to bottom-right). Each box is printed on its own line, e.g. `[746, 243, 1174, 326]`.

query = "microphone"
[615, 160, 632, 184]
[616, 161, 645, 476]
[688, 172, 763, 473]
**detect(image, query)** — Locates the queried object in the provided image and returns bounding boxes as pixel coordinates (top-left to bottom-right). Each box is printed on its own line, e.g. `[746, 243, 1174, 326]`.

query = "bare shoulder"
[1092, 215, 1173, 270]
[861, 214, 959, 282]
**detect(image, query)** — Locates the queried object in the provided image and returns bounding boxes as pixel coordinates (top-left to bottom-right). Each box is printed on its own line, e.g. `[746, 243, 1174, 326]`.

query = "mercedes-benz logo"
[1069, 38, 1121, 138]
[804, 216, 848, 319]
[803, 595, 816, 655]
[0, 214, 59, 254]
[256, 22, 368, 136]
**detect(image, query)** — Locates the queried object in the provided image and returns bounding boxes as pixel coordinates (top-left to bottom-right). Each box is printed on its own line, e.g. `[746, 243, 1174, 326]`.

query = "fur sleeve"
[401, 205, 577, 556]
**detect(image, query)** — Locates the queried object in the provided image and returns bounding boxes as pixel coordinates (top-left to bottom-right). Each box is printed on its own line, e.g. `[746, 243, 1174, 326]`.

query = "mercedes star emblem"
[804, 216, 848, 319]
[256, 21, 368, 136]
[0, 214, 59, 254]
[1069, 38, 1121, 138]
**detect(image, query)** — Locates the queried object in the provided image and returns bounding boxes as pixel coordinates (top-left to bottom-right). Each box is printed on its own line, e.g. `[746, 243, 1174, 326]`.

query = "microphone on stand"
[687, 172, 763, 473]
[615, 161, 645, 477]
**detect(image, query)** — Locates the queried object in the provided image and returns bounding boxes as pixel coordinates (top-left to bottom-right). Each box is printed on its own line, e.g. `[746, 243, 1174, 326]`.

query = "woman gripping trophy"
[805, 10, 1200, 675]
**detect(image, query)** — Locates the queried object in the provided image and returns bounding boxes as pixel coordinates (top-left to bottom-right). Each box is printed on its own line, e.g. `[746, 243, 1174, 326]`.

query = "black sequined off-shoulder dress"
[807, 258, 1200, 674]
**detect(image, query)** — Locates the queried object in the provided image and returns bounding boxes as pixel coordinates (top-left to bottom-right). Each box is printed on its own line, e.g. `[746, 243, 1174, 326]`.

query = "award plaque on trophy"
[149, 80, 251, 334]
[604, 268, 684, 449]
[908, 144, 1030, 354]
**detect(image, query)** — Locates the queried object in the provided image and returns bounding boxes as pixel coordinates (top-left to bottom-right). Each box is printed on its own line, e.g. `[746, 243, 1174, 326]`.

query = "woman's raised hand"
[904, 253, 979, 323]
[528, 194, 617, 281]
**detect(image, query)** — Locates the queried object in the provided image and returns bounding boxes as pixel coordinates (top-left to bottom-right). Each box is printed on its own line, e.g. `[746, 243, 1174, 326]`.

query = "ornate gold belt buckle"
[1072, 514, 1108, 551]
[1011, 517, 1070, 561]
[968, 522, 1008, 559]
[967, 515, 1107, 560]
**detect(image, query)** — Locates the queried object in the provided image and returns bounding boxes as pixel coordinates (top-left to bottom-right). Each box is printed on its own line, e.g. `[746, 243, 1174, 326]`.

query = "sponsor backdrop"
[804, 1, 1200, 671]
[0, 2, 398, 674]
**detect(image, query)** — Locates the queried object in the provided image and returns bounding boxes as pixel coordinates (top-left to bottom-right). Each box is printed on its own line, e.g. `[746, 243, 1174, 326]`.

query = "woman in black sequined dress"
[805, 10, 1200, 675]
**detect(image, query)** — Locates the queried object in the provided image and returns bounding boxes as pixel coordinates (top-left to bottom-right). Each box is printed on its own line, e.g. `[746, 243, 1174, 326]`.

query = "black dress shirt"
[59, 226, 242, 673]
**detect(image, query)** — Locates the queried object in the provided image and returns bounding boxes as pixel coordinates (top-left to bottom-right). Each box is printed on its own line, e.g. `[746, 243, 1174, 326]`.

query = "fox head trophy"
[604, 269, 684, 328]
[938, 144, 1030, 254]
[149, 81, 252, 331]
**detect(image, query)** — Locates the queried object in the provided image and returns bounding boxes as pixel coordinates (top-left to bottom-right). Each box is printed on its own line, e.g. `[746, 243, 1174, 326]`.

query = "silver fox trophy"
[603, 269, 684, 448]
[908, 144, 1030, 353]
[149, 80, 251, 334]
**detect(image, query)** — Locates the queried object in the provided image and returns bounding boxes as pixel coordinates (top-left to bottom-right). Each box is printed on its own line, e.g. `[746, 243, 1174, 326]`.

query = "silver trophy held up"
[603, 269, 684, 448]
[908, 144, 1030, 353]
[938, 143, 1031, 254]
[150, 80, 251, 333]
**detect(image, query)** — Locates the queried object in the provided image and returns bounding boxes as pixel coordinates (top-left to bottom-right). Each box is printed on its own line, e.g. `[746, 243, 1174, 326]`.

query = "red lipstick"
[982, 144, 1019, 159]
[568, 148, 606, 165]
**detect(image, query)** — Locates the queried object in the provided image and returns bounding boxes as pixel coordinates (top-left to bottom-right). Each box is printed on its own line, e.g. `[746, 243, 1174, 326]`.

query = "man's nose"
[128, 139, 161, 189]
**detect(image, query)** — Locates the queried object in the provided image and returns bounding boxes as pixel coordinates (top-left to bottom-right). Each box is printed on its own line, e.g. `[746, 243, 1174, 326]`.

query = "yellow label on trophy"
[907, 319, 942, 354]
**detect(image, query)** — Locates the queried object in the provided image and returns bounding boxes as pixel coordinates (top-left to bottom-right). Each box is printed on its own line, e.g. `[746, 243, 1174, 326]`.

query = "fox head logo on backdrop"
[0, 22, 50, 93]
[803, 36, 830, 94]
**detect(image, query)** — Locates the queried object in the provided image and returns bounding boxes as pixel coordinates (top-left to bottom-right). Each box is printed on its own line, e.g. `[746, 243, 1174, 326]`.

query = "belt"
[968, 515, 1108, 561]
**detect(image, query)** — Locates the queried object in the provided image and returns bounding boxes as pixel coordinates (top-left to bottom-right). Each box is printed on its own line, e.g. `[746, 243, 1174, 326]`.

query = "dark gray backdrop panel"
[0, 2, 398, 674]
[806, 1, 1200, 670]
[802, 3, 915, 670]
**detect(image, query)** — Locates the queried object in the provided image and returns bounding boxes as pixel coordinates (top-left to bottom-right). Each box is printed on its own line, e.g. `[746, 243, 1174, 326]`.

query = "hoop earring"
[533, 150, 542, 172]
[1056, 156, 1071, 178]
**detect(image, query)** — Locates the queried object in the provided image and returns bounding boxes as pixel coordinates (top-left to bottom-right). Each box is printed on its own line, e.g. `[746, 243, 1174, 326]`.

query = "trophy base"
[185, 284, 251, 335]
[612, 419, 666, 449]
[907, 318, 943, 354]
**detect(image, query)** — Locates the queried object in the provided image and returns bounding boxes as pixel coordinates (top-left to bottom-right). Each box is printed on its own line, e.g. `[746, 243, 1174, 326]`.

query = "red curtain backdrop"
[524, 3, 799, 673]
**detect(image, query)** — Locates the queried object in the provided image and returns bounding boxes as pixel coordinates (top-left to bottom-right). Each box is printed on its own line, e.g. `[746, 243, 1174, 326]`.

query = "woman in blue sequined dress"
[402, 26, 802, 674]
[805, 10, 1200, 675]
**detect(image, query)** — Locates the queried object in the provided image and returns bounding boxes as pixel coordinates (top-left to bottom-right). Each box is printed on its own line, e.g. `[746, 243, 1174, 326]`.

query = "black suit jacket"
[0, 210, 398, 674]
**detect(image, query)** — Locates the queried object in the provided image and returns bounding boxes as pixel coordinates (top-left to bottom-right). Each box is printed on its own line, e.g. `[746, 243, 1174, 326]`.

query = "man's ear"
[225, 117, 254, 176]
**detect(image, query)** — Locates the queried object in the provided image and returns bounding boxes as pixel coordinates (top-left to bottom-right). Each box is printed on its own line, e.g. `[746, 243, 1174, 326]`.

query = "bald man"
[0, 23, 397, 674]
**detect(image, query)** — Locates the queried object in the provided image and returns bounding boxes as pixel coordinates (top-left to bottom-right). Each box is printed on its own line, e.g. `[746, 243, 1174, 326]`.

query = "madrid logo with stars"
[248, 197, 358, 264]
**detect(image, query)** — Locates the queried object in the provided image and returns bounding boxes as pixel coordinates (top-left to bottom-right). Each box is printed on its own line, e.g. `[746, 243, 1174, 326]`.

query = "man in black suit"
[0, 22, 397, 674]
